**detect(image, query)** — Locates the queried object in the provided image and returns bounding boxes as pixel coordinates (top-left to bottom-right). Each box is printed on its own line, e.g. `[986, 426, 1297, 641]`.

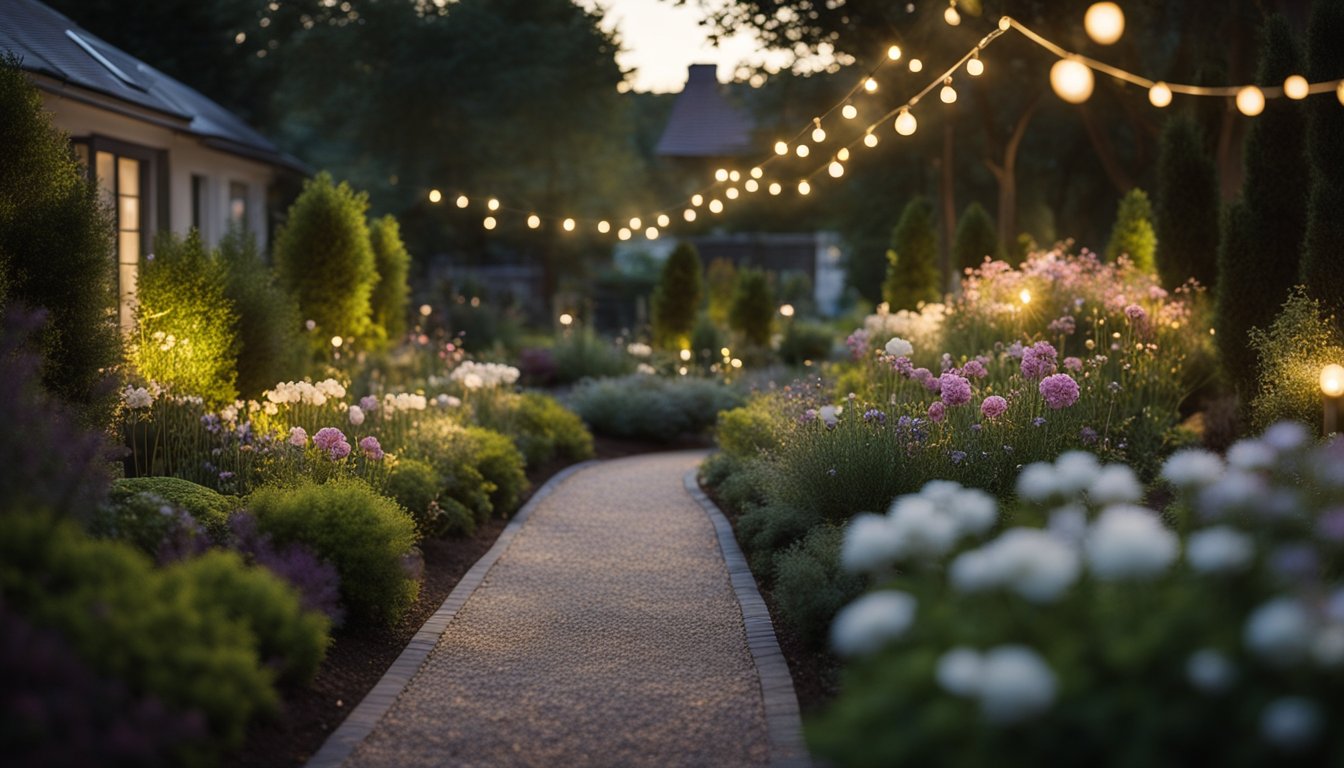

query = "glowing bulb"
[1284, 74, 1309, 100]
[999, 16, 1011, 30]
[709, 199, 724, 213]
[940, 83, 958, 103]
[828, 161, 844, 178]
[428, 189, 442, 203]
[691, 194, 704, 207]
[657, 213, 670, 227]
[798, 180, 812, 195]
[679, 348, 692, 362]
[331, 335, 343, 348]
[419, 303, 432, 317]
[1019, 288, 1032, 305]
[715, 168, 729, 182]
[1236, 85, 1265, 116]
[618, 227, 631, 241]
[487, 198, 500, 211]
[888, 45, 902, 61]
[812, 126, 827, 143]
[483, 216, 496, 230]
[629, 217, 642, 229]
[768, 182, 782, 195]
[562, 217, 575, 232]
[1322, 364, 1344, 397]
[455, 194, 469, 208]
[944, 5, 961, 25]
[597, 220, 610, 233]
[796, 144, 811, 158]
[842, 104, 858, 120]
[779, 304, 795, 318]
[863, 132, 879, 148]
[909, 58, 923, 73]
[894, 108, 918, 136]
[527, 214, 541, 229]
[745, 179, 759, 193]
[750, 167, 763, 179]
[645, 226, 659, 240]
[726, 187, 739, 199]
[774, 140, 789, 155]
[684, 209, 697, 222]
[1050, 58, 1095, 104]
[837, 147, 850, 162]
[1084, 2, 1125, 45]
[1148, 81, 1173, 108]
[729, 170, 740, 182]
[864, 77, 878, 93]
[559, 313, 573, 327]
[966, 56, 984, 77]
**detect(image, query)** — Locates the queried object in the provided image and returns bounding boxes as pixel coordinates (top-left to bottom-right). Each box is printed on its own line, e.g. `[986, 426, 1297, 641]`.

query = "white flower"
[947, 488, 998, 536]
[1186, 649, 1236, 694]
[949, 549, 997, 593]
[627, 342, 653, 357]
[840, 514, 902, 573]
[220, 404, 238, 424]
[1198, 470, 1267, 518]
[1088, 464, 1143, 505]
[1260, 697, 1322, 751]
[121, 386, 154, 410]
[1052, 451, 1101, 497]
[636, 363, 657, 375]
[983, 528, 1081, 603]
[449, 360, 521, 390]
[936, 647, 983, 697]
[1016, 462, 1058, 503]
[1046, 504, 1089, 545]
[887, 496, 959, 560]
[1084, 505, 1178, 580]
[347, 404, 365, 426]
[1186, 526, 1254, 574]
[1226, 439, 1275, 471]
[819, 404, 841, 427]
[1245, 598, 1314, 664]
[1263, 421, 1310, 452]
[1311, 625, 1344, 667]
[1161, 449, 1226, 489]
[978, 645, 1058, 724]
[919, 480, 963, 506]
[831, 591, 917, 656]
[315, 378, 346, 399]
[884, 336, 913, 358]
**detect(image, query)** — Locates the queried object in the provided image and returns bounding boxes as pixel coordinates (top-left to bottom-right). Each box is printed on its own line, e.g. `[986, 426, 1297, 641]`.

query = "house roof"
[655, 64, 755, 158]
[0, 0, 305, 173]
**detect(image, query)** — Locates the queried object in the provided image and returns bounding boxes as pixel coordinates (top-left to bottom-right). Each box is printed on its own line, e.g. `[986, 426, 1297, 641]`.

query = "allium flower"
[359, 395, 379, 412]
[1048, 315, 1076, 335]
[1047, 504, 1088, 544]
[1263, 421, 1310, 452]
[1186, 649, 1236, 694]
[1038, 373, 1080, 409]
[359, 435, 384, 460]
[831, 590, 917, 656]
[1162, 449, 1225, 489]
[1187, 526, 1254, 574]
[1227, 439, 1275, 471]
[1245, 598, 1314, 663]
[927, 401, 946, 423]
[884, 337, 913, 358]
[862, 409, 886, 424]
[841, 514, 903, 573]
[1260, 697, 1323, 751]
[1124, 303, 1147, 322]
[1017, 462, 1058, 503]
[961, 359, 988, 379]
[953, 528, 1081, 603]
[313, 427, 351, 460]
[819, 405, 840, 427]
[122, 385, 155, 410]
[1084, 505, 1178, 580]
[1020, 341, 1058, 380]
[914, 368, 940, 392]
[1080, 426, 1099, 445]
[936, 647, 983, 697]
[939, 373, 972, 406]
[978, 645, 1058, 724]
[1053, 451, 1101, 497]
[978, 395, 1008, 420]
[1088, 464, 1142, 504]
[347, 404, 365, 426]
[1063, 356, 1083, 372]
[288, 426, 308, 447]
[886, 496, 960, 559]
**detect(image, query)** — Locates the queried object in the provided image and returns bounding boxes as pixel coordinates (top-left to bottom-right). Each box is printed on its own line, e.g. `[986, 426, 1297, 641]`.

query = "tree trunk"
[984, 92, 1044, 254]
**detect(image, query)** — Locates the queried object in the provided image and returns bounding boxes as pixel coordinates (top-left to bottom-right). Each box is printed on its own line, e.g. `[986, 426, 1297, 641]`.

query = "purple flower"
[288, 426, 308, 447]
[893, 356, 915, 376]
[1080, 426, 1099, 445]
[1039, 373, 1080, 409]
[1048, 315, 1076, 335]
[961, 359, 988, 379]
[862, 409, 887, 424]
[914, 368, 940, 392]
[313, 426, 351, 460]
[980, 395, 1008, 420]
[940, 373, 973, 407]
[1063, 356, 1083, 372]
[359, 395, 379, 412]
[1033, 417, 1047, 427]
[970, 423, 983, 433]
[359, 435, 384, 460]
[950, 450, 967, 465]
[1020, 341, 1058, 380]
[928, 401, 946, 423]
[1124, 303, 1147, 322]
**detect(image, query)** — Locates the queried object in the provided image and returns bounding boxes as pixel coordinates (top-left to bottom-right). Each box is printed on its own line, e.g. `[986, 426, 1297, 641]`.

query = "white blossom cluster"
[382, 392, 428, 413]
[862, 302, 946, 354]
[936, 645, 1059, 724]
[264, 378, 346, 406]
[449, 361, 521, 390]
[840, 480, 998, 573]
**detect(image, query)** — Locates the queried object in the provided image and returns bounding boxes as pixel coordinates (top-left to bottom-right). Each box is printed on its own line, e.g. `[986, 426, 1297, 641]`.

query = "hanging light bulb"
[708, 199, 724, 213]
[691, 194, 704, 207]
[812, 125, 827, 143]
[750, 167, 764, 179]
[487, 198, 500, 211]
[828, 161, 845, 178]
[714, 168, 729, 182]
[428, 189, 442, 203]
[597, 220, 611, 234]
[1236, 85, 1265, 116]
[774, 140, 789, 155]
[629, 217, 642, 229]
[768, 182, 783, 195]
[1084, 2, 1125, 46]
[798, 180, 812, 195]
[944, 3, 961, 26]
[729, 170, 741, 182]
[796, 144, 811, 158]
[837, 147, 851, 162]
[483, 216, 497, 230]
[618, 227, 632, 241]
[657, 213, 670, 227]
[726, 187, 740, 199]
[864, 131, 879, 148]
[455, 194, 469, 208]
[645, 226, 659, 240]
[1148, 81, 1173, 108]
[894, 108, 918, 136]
[1284, 74, 1309, 100]
[842, 104, 858, 120]
[684, 209, 697, 222]
[888, 45, 902, 61]
[527, 214, 541, 229]
[941, 79, 958, 104]
[1050, 58, 1095, 104]
[864, 77, 878, 93]
[562, 218, 576, 232]
[966, 52, 984, 77]
[744, 179, 759, 192]
[909, 58, 923, 73]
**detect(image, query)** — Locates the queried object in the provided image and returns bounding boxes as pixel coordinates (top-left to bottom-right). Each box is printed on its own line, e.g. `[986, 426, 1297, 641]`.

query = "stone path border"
[683, 470, 812, 768]
[305, 460, 599, 768]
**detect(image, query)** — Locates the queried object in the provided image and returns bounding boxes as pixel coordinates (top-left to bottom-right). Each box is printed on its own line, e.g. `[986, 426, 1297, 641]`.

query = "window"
[229, 181, 249, 229]
[86, 140, 160, 331]
[192, 174, 208, 234]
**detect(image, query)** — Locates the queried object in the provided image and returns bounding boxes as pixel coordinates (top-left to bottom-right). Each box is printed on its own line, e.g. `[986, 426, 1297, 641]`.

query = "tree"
[1215, 201, 1256, 395]
[883, 198, 941, 311]
[1155, 114, 1220, 289]
[1104, 188, 1157, 272]
[0, 55, 119, 427]
[729, 269, 774, 349]
[368, 215, 411, 348]
[1302, 0, 1344, 314]
[954, 203, 1000, 273]
[273, 173, 376, 353]
[651, 241, 703, 348]
[705, 258, 737, 326]
[217, 228, 306, 399]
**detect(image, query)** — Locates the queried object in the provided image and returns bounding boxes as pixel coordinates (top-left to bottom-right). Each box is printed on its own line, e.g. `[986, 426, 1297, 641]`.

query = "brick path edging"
[304, 460, 600, 768]
[683, 470, 814, 768]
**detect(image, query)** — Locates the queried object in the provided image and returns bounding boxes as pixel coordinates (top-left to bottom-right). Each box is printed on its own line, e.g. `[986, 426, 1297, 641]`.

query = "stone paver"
[333, 451, 789, 768]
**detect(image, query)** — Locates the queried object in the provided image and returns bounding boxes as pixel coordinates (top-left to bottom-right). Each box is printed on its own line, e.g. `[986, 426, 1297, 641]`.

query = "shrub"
[459, 426, 528, 515]
[705, 258, 738, 326]
[883, 197, 941, 311]
[729, 269, 774, 349]
[227, 512, 344, 628]
[1302, 0, 1344, 315]
[273, 173, 376, 352]
[1215, 201, 1259, 396]
[0, 55, 120, 428]
[737, 501, 820, 576]
[1103, 187, 1157, 272]
[953, 202, 1000, 272]
[384, 458, 441, 525]
[106, 477, 237, 544]
[1249, 287, 1344, 432]
[249, 478, 419, 627]
[568, 374, 745, 442]
[651, 241, 703, 348]
[552, 326, 636, 384]
[90, 489, 210, 564]
[779, 320, 834, 366]
[1155, 114, 1219, 289]
[715, 404, 782, 461]
[472, 391, 594, 466]
[368, 214, 411, 347]
[168, 551, 329, 685]
[217, 228, 307, 399]
[772, 525, 864, 649]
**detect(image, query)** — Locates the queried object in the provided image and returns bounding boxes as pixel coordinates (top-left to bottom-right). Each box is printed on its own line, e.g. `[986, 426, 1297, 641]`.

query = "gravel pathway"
[335, 451, 786, 768]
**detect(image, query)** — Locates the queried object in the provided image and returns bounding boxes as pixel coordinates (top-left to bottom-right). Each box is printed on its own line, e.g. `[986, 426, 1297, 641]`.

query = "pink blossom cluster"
[1039, 374, 1080, 409]
[1020, 341, 1058, 380]
[313, 427, 352, 460]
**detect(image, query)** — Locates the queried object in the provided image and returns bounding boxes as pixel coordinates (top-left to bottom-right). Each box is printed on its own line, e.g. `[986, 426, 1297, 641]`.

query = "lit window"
[229, 181, 249, 227]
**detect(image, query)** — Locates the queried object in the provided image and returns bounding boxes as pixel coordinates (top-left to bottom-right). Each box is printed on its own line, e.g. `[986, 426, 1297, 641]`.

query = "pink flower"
[913, 368, 941, 393]
[940, 373, 973, 407]
[1124, 303, 1147, 322]
[961, 359, 988, 379]
[980, 395, 1008, 420]
[313, 426, 352, 459]
[1020, 341, 1058, 380]
[359, 435, 384, 461]
[359, 395, 379, 412]
[288, 426, 308, 447]
[1039, 373, 1080, 409]
[328, 439, 352, 460]
[928, 401, 946, 423]
[1063, 356, 1083, 372]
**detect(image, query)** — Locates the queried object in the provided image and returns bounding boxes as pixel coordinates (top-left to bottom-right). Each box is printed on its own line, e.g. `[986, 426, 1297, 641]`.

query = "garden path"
[310, 451, 807, 768]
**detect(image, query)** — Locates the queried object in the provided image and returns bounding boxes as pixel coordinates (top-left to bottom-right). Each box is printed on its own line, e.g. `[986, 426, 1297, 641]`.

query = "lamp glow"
[559, 313, 573, 327]
[455, 195, 469, 208]
[894, 108, 918, 136]
[780, 303, 795, 317]
[941, 83, 958, 103]
[1284, 75, 1309, 100]
[842, 104, 858, 119]
[744, 179, 759, 192]
[684, 209, 697, 222]
[629, 217, 642, 229]
[750, 167, 763, 179]
[1236, 85, 1265, 116]
[1019, 288, 1032, 304]
[1050, 58, 1095, 104]
[888, 45, 902, 61]
[618, 227, 631, 240]
[729, 170, 740, 182]
[864, 77, 878, 93]
[419, 304, 432, 317]
[1084, 2, 1125, 45]
[487, 198, 500, 211]
[796, 144, 810, 158]
[863, 132, 879, 148]
[812, 125, 827, 143]
[1338, 81, 1344, 106]
[837, 147, 850, 161]
[331, 336, 343, 348]
[1149, 81, 1173, 107]
[645, 226, 659, 240]
[726, 187, 739, 199]
[966, 55, 984, 77]
[1323, 364, 1344, 397]
[598, 220, 611, 233]
[428, 189, 442, 203]
[691, 194, 704, 206]
[944, 5, 961, 26]
[715, 168, 729, 182]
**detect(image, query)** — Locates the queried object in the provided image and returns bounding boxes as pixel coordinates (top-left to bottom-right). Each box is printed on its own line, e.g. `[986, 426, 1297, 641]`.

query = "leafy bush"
[779, 320, 834, 366]
[1155, 114, 1219, 289]
[729, 269, 775, 351]
[715, 403, 782, 461]
[227, 512, 344, 628]
[1103, 187, 1157, 272]
[249, 478, 419, 627]
[169, 551, 329, 685]
[772, 525, 864, 650]
[472, 391, 594, 466]
[217, 228, 307, 399]
[459, 426, 528, 515]
[651, 241, 703, 348]
[1249, 287, 1344, 431]
[738, 501, 820, 576]
[90, 488, 210, 564]
[552, 326, 635, 383]
[0, 55, 120, 427]
[273, 173, 376, 351]
[106, 477, 237, 544]
[883, 197, 941, 311]
[954, 202, 1000, 272]
[368, 214, 411, 347]
[568, 374, 745, 441]
[384, 458, 441, 525]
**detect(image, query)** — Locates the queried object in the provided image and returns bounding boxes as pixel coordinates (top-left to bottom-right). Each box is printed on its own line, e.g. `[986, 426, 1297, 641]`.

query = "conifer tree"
[1104, 188, 1157, 273]
[953, 202, 1000, 273]
[1155, 114, 1220, 289]
[651, 241, 703, 347]
[1302, 0, 1344, 314]
[882, 197, 941, 311]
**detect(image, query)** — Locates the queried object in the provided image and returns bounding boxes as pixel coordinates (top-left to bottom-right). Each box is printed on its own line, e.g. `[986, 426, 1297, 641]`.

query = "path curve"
[308, 451, 808, 768]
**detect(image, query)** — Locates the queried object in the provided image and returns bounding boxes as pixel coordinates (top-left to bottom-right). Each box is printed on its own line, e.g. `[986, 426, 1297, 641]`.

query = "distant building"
[655, 63, 755, 162]
[0, 0, 305, 328]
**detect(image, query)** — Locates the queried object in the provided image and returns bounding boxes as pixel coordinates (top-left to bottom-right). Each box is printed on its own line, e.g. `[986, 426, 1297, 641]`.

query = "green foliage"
[737, 501, 820, 576]
[472, 391, 595, 466]
[0, 56, 119, 426]
[1249, 287, 1344, 432]
[716, 403, 784, 461]
[101, 476, 238, 547]
[217, 228, 307, 399]
[772, 525, 864, 649]
[1104, 188, 1157, 272]
[568, 374, 746, 441]
[779, 320, 834, 366]
[953, 202, 1000, 273]
[368, 214, 411, 347]
[383, 458, 441, 527]
[458, 426, 529, 515]
[0, 514, 277, 752]
[651, 241, 703, 348]
[883, 198, 940, 311]
[1216, 201, 1261, 397]
[729, 269, 775, 349]
[132, 231, 239, 405]
[1155, 115, 1220, 289]
[690, 312, 725, 363]
[552, 327, 636, 384]
[169, 550, 329, 686]
[249, 478, 419, 627]
[705, 258, 738, 326]
[273, 173, 376, 351]
[1302, 0, 1344, 315]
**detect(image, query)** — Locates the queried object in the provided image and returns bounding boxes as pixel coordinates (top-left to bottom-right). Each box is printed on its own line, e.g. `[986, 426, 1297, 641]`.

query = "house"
[0, 0, 305, 328]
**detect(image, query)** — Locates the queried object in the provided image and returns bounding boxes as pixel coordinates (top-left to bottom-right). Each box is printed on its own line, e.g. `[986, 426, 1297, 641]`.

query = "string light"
[944, 3, 961, 26]
[487, 198, 500, 211]
[774, 140, 789, 155]
[1084, 2, 1125, 46]
[729, 170, 741, 182]
[842, 104, 859, 119]
[629, 217, 642, 229]
[527, 213, 541, 229]
[1236, 85, 1265, 116]
[684, 209, 696, 222]
[428, 189, 442, 203]
[1338, 82, 1344, 105]
[966, 52, 984, 77]
[811, 121, 827, 143]
[483, 216, 496, 230]
[726, 187, 740, 199]
[745, 179, 759, 192]
[455, 194, 469, 208]
[768, 182, 782, 195]
[796, 144, 811, 158]
[895, 108, 918, 136]
[941, 79, 958, 103]
[645, 226, 659, 239]
[828, 161, 845, 178]
[909, 58, 923, 73]
[1148, 81, 1173, 107]
[691, 194, 703, 206]
[750, 167, 764, 179]
[798, 180, 812, 195]
[887, 45, 902, 61]
[714, 168, 729, 182]
[617, 227, 631, 240]
[1050, 57, 1095, 103]
[655, 213, 669, 227]
[863, 131, 879, 147]
[562, 217, 575, 231]
[864, 77, 879, 93]
[709, 199, 724, 213]
[597, 220, 611, 234]
[1284, 74, 1309, 100]
[837, 147, 851, 161]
